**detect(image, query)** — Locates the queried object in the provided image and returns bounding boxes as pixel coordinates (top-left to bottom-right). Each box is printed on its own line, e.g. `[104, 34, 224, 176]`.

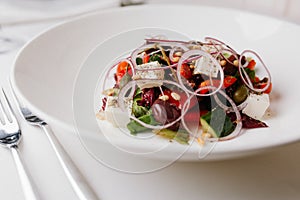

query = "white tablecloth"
[1, 5, 300, 200]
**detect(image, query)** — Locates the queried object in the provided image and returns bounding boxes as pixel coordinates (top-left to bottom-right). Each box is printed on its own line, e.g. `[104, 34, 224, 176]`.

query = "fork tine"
[0, 88, 16, 124]
[0, 89, 9, 124]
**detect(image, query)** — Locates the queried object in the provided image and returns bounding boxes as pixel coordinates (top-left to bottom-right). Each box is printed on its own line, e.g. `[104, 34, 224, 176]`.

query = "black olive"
[152, 99, 181, 131]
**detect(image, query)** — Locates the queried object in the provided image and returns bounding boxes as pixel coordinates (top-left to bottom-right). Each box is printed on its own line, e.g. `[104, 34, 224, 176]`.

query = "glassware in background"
[120, 0, 146, 6]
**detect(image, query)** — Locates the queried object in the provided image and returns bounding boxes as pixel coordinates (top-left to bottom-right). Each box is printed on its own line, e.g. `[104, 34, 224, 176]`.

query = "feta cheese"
[104, 107, 130, 127]
[134, 61, 164, 89]
[106, 96, 118, 107]
[97, 96, 132, 127]
[193, 56, 219, 78]
[242, 93, 270, 120]
[201, 44, 220, 54]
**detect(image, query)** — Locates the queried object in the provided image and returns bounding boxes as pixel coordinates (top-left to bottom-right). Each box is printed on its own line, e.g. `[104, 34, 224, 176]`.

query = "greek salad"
[97, 37, 272, 145]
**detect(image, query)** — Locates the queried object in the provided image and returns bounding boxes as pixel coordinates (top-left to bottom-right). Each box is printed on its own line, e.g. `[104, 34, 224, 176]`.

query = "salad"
[97, 37, 272, 145]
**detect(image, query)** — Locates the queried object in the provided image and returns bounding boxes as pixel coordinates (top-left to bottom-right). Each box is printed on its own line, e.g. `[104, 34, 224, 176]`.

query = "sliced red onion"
[117, 79, 192, 130]
[102, 37, 270, 144]
[131, 43, 155, 69]
[216, 89, 242, 141]
[213, 92, 248, 112]
[204, 36, 238, 54]
[145, 38, 190, 45]
[180, 85, 242, 142]
[238, 50, 272, 93]
[144, 40, 190, 64]
[102, 58, 134, 92]
[176, 49, 224, 97]
[169, 44, 189, 62]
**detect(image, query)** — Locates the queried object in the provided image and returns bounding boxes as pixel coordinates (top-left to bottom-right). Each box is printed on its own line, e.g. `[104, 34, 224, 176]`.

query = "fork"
[0, 88, 40, 200]
[9, 83, 99, 200]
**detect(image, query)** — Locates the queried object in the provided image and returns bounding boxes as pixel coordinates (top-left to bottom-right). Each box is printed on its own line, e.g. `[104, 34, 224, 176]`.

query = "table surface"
[1, 7, 300, 200]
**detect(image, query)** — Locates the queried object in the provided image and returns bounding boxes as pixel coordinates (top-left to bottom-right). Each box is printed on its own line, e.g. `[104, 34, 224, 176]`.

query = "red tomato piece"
[180, 63, 192, 79]
[116, 61, 132, 78]
[199, 80, 221, 94]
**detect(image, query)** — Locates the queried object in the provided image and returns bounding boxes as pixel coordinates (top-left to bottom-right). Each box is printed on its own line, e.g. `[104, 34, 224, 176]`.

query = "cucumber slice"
[200, 108, 234, 138]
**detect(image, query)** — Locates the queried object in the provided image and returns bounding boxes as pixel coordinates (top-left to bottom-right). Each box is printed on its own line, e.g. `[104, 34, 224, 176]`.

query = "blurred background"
[0, 0, 299, 25]
[148, 0, 300, 24]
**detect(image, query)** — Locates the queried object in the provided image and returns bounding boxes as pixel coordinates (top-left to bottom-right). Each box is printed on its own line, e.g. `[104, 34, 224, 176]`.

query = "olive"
[152, 99, 181, 131]
[233, 85, 248, 104]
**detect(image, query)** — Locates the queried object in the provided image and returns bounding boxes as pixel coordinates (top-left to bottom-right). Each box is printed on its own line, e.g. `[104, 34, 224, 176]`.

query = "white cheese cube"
[97, 96, 132, 128]
[106, 96, 118, 107]
[135, 61, 164, 89]
[193, 56, 219, 78]
[201, 44, 220, 54]
[242, 93, 270, 120]
[104, 107, 130, 128]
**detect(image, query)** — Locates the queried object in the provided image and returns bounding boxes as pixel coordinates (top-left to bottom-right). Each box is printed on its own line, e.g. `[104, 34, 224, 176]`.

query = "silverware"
[0, 88, 40, 200]
[9, 83, 99, 200]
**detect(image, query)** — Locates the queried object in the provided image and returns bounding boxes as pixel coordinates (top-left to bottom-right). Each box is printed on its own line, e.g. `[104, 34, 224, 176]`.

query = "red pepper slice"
[247, 59, 256, 70]
[180, 63, 193, 79]
[199, 76, 237, 94]
[223, 76, 237, 88]
[258, 82, 272, 94]
[143, 53, 150, 64]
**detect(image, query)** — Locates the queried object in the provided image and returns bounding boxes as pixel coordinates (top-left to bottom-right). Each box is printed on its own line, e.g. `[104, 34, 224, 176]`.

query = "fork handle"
[41, 124, 99, 200]
[11, 146, 40, 200]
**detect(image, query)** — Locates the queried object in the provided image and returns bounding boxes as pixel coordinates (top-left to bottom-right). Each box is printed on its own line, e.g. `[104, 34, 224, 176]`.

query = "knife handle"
[41, 124, 99, 200]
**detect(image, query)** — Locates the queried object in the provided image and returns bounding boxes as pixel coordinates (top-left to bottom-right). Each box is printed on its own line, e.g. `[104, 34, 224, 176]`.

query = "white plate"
[12, 5, 300, 164]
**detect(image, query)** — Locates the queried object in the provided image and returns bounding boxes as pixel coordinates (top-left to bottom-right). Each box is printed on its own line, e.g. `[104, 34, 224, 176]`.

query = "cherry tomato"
[180, 63, 192, 79]
[117, 61, 132, 76]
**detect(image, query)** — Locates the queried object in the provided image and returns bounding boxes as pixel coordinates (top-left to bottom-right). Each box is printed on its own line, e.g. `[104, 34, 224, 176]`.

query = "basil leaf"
[136, 57, 143, 65]
[127, 114, 158, 134]
[132, 101, 148, 118]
